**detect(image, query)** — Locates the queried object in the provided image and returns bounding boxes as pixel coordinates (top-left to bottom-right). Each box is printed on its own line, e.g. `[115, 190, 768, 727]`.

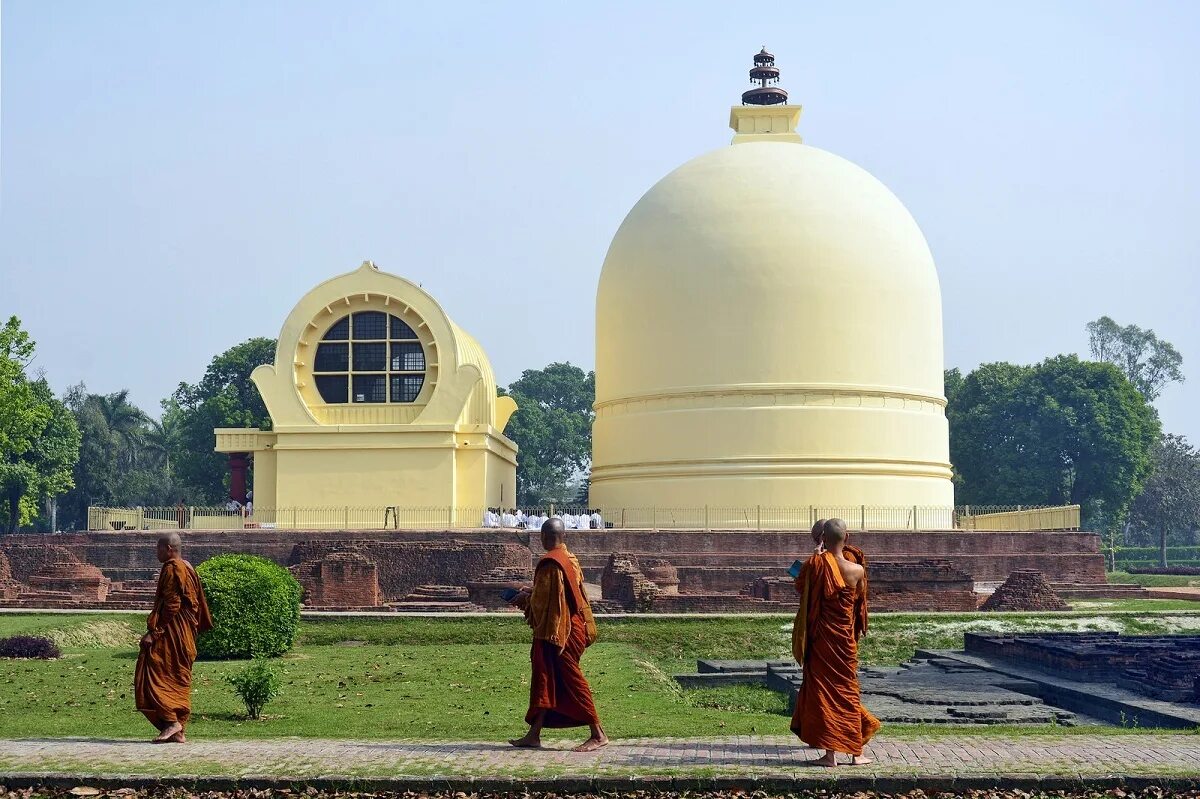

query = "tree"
[93, 389, 151, 468]
[0, 318, 81, 532]
[59, 384, 119, 529]
[1086, 315, 1184, 402]
[501, 362, 595, 505]
[1, 380, 80, 532]
[949, 355, 1160, 528]
[0, 317, 48, 465]
[57, 385, 175, 530]
[1127, 434, 1200, 567]
[943, 367, 965, 407]
[168, 338, 276, 503]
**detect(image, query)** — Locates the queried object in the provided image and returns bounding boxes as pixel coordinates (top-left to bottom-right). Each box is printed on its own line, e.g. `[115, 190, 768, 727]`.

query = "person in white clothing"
[515, 509, 527, 525]
[501, 509, 517, 528]
[482, 508, 501, 528]
[589, 509, 603, 529]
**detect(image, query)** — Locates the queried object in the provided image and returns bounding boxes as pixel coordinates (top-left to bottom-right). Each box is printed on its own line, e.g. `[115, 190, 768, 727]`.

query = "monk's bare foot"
[811, 750, 838, 767]
[169, 730, 187, 744]
[572, 734, 609, 752]
[152, 722, 183, 743]
[508, 735, 542, 748]
[849, 755, 873, 766]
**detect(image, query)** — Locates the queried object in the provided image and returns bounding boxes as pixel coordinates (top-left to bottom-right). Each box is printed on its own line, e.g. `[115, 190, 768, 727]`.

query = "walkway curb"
[3, 772, 1199, 794]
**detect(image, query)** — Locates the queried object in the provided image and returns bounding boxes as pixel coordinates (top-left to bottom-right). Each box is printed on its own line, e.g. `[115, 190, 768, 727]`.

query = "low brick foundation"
[0, 526, 1108, 613]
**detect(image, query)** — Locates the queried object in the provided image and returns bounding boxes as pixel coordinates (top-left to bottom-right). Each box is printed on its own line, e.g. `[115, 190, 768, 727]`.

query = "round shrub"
[0, 635, 61, 659]
[196, 554, 301, 660]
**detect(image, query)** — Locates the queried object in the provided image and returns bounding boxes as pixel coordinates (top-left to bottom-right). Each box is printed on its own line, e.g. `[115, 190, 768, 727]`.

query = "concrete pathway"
[1, 735, 1198, 780]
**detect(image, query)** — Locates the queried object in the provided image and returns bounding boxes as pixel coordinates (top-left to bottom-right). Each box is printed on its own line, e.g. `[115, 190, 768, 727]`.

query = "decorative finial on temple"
[742, 47, 788, 106]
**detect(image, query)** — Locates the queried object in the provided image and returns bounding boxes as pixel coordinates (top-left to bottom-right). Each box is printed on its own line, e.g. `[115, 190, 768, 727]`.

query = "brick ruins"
[0, 525, 1121, 613]
[466, 565, 533, 610]
[965, 631, 1200, 706]
[0, 550, 20, 601]
[980, 569, 1070, 612]
[289, 548, 380, 609]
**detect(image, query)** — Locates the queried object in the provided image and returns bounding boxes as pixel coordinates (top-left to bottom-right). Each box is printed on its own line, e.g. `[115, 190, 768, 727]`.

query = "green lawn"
[1108, 570, 1200, 588]
[0, 607, 1197, 741]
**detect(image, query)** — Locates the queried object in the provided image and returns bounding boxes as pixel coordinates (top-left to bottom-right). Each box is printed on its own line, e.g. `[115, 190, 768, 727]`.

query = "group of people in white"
[481, 507, 604, 530]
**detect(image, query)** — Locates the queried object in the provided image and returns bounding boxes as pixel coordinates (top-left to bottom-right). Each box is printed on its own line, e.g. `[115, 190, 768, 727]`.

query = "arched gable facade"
[215, 261, 517, 518]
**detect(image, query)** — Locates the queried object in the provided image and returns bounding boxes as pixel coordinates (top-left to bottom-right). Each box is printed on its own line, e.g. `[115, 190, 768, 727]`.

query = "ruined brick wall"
[745, 560, 975, 612]
[600, 554, 659, 611]
[562, 530, 1106, 582]
[0, 544, 86, 583]
[0, 550, 20, 600]
[649, 593, 787, 613]
[677, 566, 771, 594]
[870, 560, 976, 612]
[290, 550, 381, 608]
[287, 539, 530, 601]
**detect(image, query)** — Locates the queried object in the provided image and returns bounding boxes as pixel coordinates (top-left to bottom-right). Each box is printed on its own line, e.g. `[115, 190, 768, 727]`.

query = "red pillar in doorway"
[228, 452, 249, 504]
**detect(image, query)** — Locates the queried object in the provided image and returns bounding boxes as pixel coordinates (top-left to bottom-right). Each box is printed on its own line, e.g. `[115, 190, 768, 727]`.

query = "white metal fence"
[87, 504, 1081, 532]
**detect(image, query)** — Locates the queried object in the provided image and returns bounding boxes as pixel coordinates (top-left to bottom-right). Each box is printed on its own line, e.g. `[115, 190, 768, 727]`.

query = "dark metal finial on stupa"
[741, 47, 788, 106]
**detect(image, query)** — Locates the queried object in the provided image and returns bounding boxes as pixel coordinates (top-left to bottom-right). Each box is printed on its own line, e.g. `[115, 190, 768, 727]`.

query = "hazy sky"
[3, 1, 1198, 441]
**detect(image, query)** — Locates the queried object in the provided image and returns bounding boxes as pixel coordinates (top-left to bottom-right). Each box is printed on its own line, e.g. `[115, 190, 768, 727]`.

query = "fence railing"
[87, 504, 1081, 532]
[957, 504, 1081, 532]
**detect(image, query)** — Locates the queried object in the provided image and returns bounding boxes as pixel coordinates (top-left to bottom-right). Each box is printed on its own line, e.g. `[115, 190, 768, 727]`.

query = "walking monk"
[509, 518, 608, 751]
[792, 518, 880, 766]
[135, 533, 212, 743]
[809, 519, 869, 639]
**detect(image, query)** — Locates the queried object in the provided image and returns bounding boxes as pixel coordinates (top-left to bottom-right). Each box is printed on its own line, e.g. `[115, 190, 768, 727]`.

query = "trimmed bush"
[227, 658, 282, 719]
[196, 554, 301, 659]
[0, 635, 61, 659]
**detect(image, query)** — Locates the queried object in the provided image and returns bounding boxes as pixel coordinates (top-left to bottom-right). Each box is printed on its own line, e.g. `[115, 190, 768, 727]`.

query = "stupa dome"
[591, 109, 954, 511]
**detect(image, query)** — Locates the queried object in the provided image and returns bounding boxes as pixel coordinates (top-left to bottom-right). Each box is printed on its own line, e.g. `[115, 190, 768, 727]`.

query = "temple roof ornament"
[741, 47, 788, 106]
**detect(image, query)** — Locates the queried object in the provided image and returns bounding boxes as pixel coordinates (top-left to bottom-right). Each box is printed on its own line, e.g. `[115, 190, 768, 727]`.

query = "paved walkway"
[1, 735, 1199, 780]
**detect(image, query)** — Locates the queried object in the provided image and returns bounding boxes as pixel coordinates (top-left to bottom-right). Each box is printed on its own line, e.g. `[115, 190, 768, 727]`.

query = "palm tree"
[91, 390, 150, 469]
[139, 418, 171, 473]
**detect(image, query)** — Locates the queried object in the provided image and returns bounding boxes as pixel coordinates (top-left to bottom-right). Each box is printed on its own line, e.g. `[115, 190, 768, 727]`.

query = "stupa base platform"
[0, 527, 1108, 613]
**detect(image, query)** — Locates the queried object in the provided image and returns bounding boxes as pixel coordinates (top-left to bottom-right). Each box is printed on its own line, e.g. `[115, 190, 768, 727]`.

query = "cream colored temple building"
[215, 262, 518, 517]
[216, 49, 952, 520]
[589, 50, 954, 512]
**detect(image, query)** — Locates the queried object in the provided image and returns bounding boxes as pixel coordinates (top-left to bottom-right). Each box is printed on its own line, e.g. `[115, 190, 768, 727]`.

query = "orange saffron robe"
[517, 545, 599, 728]
[790, 551, 881, 756]
[135, 557, 212, 729]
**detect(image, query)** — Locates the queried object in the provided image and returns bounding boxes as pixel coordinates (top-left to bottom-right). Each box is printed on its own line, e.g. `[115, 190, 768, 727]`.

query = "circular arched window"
[312, 311, 426, 403]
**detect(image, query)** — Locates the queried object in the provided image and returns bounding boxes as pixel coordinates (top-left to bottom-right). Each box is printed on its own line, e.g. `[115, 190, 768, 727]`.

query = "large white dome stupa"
[590, 53, 953, 514]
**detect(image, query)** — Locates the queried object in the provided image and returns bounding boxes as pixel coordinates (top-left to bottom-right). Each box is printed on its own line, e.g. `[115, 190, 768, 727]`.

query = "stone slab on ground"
[1, 735, 1198, 781]
[931, 649, 1200, 728]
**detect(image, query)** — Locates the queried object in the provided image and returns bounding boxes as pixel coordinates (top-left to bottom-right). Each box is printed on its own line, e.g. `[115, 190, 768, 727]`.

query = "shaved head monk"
[791, 518, 881, 766]
[508, 518, 608, 752]
[135, 533, 212, 743]
[809, 518, 869, 638]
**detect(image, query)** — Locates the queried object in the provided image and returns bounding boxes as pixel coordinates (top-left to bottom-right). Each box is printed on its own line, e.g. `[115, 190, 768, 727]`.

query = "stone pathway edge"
[3, 773, 1200, 793]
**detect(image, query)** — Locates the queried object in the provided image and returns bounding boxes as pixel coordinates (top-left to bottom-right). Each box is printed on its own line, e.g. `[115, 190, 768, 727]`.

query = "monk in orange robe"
[509, 518, 607, 752]
[792, 518, 880, 766]
[809, 519, 868, 639]
[135, 533, 212, 743]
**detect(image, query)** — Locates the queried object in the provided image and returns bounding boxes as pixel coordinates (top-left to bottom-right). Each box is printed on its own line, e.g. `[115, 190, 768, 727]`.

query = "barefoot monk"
[792, 518, 880, 766]
[509, 518, 608, 752]
[135, 533, 212, 743]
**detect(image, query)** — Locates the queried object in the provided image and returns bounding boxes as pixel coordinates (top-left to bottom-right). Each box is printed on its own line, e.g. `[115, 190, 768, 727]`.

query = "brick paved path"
[1, 735, 1198, 779]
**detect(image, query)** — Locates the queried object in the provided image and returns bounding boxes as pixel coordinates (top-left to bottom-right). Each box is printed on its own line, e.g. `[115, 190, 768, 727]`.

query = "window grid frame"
[312, 312, 428, 405]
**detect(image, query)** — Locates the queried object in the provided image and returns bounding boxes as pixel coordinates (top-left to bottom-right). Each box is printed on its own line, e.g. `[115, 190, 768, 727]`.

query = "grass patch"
[1, 609, 1197, 742]
[1108, 570, 1200, 588]
[1070, 598, 1200, 612]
